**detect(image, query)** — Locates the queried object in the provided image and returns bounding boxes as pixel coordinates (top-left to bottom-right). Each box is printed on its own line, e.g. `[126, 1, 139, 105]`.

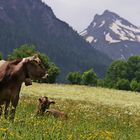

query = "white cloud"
[42, 0, 140, 32]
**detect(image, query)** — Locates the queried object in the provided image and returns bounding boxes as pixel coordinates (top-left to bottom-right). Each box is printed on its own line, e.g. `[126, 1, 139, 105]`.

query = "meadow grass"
[0, 83, 140, 139]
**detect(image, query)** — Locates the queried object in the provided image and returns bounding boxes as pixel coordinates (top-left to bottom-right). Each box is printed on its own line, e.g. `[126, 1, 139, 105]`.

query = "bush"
[67, 71, 82, 85]
[82, 69, 97, 86]
[116, 79, 130, 91]
[130, 80, 140, 92]
[135, 71, 140, 82]
[97, 79, 105, 87]
[127, 56, 140, 81]
[8, 44, 36, 60]
[105, 60, 129, 88]
[42, 63, 60, 83]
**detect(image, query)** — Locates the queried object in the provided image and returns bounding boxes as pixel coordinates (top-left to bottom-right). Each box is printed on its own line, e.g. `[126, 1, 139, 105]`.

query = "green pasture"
[0, 83, 140, 140]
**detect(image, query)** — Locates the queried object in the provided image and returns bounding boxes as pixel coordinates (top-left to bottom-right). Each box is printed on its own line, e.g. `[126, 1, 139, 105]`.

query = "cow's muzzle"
[42, 72, 48, 79]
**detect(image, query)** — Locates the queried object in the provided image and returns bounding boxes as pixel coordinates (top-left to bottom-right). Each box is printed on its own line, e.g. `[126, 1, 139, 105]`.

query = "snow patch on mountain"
[93, 22, 96, 28]
[86, 36, 94, 43]
[94, 39, 98, 43]
[105, 33, 120, 43]
[109, 20, 140, 42]
[110, 22, 130, 41]
[80, 30, 87, 36]
[116, 20, 140, 33]
[124, 45, 128, 48]
[137, 36, 140, 42]
[121, 54, 126, 60]
[99, 20, 105, 28]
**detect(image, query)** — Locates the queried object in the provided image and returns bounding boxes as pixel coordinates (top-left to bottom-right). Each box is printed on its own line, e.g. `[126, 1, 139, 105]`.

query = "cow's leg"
[9, 94, 19, 121]
[4, 101, 10, 119]
[0, 106, 2, 117]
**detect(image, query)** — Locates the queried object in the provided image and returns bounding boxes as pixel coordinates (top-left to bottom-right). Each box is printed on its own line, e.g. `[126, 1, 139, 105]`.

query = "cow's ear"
[38, 98, 42, 103]
[33, 54, 38, 59]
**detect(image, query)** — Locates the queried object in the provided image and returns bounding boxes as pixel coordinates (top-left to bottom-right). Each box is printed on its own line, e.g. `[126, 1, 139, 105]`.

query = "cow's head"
[24, 54, 48, 79]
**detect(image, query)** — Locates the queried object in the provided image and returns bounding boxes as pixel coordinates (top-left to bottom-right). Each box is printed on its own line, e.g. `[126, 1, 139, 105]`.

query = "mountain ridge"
[80, 10, 140, 60]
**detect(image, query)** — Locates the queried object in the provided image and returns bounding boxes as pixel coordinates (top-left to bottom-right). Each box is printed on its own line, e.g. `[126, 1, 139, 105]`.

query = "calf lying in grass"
[37, 96, 67, 119]
[37, 96, 55, 115]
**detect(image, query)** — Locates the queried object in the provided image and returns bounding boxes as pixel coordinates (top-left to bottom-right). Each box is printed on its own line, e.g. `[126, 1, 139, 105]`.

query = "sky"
[42, 0, 140, 32]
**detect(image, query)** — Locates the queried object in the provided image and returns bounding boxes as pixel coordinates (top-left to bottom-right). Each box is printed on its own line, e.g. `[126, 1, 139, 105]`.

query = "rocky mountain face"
[0, 0, 111, 81]
[80, 10, 140, 60]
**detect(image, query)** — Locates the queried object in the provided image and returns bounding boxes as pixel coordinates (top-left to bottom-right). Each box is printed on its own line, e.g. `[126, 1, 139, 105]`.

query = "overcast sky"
[42, 0, 140, 32]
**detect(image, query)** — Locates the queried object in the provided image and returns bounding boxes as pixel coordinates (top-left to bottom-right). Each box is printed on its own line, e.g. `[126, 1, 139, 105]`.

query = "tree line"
[104, 56, 140, 91]
[1, 43, 140, 92]
[66, 56, 140, 92]
[66, 69, 97, 86]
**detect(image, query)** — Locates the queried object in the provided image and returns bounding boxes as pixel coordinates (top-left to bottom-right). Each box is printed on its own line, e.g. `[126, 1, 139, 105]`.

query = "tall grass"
[0, 83, 140, 139]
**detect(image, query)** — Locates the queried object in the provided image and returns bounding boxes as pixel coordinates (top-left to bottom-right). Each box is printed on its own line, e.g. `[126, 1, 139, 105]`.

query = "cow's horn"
[33, 54, 38, 59]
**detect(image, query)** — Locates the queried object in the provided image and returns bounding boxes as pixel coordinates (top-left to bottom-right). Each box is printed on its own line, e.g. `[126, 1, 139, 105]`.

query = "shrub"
[105, 60, 128, 88]
[82, 69, 97, 86]
[97, 79, 105, 87]
[135, 71, 140, 82]
[67, 71, 82, 84]
[116, 79, 130, 91]
[130, 80, 140, 92]
[8, 44, 36, 60]
[42, 63, 60, 83]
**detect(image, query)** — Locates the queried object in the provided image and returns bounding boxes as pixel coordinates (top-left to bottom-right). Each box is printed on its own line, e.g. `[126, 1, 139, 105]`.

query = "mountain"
[80, 10, 140, 60]
[0, 0, 111, 82]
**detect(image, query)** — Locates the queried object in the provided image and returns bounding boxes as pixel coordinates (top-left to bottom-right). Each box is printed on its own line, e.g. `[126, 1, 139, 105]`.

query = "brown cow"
[0, 54, 47, 120]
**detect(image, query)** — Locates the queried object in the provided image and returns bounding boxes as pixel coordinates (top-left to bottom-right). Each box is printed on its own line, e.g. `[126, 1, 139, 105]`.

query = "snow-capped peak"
[80, 10, 140, 44]
[109, 19, 140, 43]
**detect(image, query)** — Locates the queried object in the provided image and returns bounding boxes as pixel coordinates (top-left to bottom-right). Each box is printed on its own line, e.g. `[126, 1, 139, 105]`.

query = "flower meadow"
[0, 83, 140, 140]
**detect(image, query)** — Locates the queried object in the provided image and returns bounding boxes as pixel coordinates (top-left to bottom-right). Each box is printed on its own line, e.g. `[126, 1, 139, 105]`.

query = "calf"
[37, 96, 55, 115]
[37, 96, 67, 119]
